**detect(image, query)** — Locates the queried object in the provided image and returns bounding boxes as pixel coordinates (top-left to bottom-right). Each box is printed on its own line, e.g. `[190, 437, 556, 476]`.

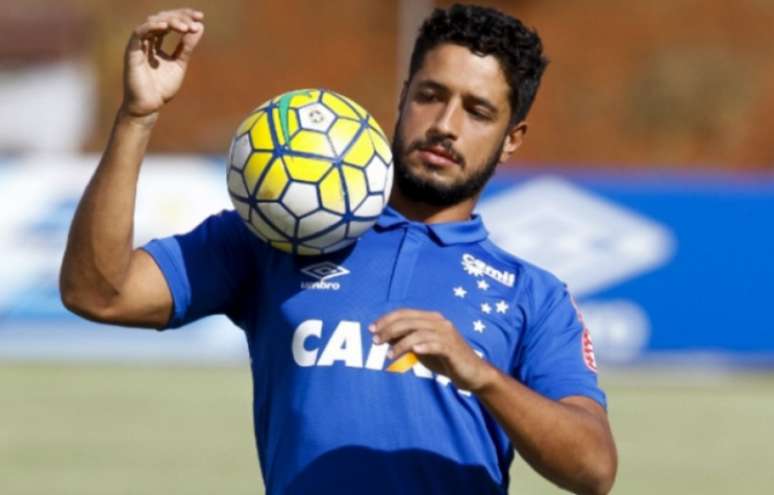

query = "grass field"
[2, 363, 773, 494]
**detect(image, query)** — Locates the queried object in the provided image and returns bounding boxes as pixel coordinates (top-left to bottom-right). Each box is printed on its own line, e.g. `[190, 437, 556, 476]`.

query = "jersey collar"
[375, 205, 489, 245]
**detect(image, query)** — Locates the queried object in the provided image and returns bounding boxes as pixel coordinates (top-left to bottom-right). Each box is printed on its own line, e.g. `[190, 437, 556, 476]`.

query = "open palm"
[122, 9, 205, 117]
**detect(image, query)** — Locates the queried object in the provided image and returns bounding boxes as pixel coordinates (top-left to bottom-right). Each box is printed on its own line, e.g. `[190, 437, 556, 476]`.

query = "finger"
[388, 329, 438, 359]
[134, 19, 170, 39]
[373, 317, 442, 345]
[372, 309, 444, 331]
[174, 22, 205, 63]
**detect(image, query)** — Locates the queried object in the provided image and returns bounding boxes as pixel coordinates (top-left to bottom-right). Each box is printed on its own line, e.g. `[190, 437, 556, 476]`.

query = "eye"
[415, 89, 439, 102]
[469, 107, 493, 121]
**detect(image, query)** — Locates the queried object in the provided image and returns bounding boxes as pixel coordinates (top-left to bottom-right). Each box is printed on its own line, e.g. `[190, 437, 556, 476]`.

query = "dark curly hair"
[407, 4, 549, 125]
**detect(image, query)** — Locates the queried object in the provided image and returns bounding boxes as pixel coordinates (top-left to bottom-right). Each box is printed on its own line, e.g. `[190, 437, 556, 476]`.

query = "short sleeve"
[513, 277, 607, 409]
[141, 209, 260, 329]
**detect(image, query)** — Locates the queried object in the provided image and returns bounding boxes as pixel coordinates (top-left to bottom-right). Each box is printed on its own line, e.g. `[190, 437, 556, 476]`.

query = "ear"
[499, 121, 528, 163]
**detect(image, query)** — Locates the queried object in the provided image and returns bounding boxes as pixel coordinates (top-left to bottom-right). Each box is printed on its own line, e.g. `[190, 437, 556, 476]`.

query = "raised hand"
[121, 8, 205, 118]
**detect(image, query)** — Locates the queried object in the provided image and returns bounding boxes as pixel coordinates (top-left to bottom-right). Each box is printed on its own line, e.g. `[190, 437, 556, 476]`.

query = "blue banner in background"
[1, 157, 772, 365]
[481, 169, 774, 365]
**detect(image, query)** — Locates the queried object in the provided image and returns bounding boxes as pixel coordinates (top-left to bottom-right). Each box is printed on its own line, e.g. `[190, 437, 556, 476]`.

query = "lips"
[417, 146, 459, 167]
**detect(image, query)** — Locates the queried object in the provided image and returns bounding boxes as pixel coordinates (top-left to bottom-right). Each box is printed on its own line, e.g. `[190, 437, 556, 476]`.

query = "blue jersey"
[143, 206, 605, 495]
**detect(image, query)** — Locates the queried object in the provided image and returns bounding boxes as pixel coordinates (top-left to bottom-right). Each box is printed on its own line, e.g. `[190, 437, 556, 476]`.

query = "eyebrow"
[415, 79, 499, 116]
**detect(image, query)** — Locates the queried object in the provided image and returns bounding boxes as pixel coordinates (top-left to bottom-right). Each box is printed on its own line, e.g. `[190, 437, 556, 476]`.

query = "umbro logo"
[300, 261, 350, 290]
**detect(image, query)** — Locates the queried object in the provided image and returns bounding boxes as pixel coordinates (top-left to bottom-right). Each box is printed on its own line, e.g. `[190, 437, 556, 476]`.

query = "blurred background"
[1, 1, 773, 494]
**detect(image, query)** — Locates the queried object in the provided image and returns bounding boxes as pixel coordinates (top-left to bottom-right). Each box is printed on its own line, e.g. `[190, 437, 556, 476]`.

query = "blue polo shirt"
[143, 206, 605, 495]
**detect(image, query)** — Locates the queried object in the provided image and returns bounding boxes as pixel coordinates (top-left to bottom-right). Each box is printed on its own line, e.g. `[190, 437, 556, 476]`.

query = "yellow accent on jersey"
[386, 353, 418, 373]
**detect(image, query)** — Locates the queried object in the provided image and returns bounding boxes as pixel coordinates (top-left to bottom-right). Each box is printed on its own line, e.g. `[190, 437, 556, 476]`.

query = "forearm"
[474, 366, 617, 495]
[60, 110, 157, 311]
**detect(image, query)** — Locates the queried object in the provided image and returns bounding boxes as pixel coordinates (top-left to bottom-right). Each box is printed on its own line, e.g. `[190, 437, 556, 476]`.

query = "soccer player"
[60, 5, 617, 495]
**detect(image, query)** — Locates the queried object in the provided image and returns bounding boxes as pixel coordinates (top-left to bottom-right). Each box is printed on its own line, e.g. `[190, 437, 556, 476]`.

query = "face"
[393, 43, 524, 206]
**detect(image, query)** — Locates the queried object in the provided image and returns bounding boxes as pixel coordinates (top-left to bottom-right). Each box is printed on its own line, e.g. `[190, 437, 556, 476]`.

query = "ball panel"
[364, 155, 388, 193]
[322, 238, 356, 254]
[270, 240, 294, 253]
[298, 210, 341, 238]
[354, 194, 384, 218]
[342, 131, 375, 167]
[243, 152, 274, 194]
[230, 133, 253, 170]
[249, 112, 274, 150]
[347, 219, 376, 239]
[328, 119, 361, 157]
[321, 92, 360, 120]
[302, 223, 347, 249]
[287, 89, 320, 109]
[368, 128, 392, 164]
[296, 245, 322, 256]
[319, 168, 346, 214]
[232, 197, 251, 222]
[227, 170, 248, 198]
[237, 110, 263, 135]
[342, 165, 367, 211]
[282, 181, 320, 217]
[258, 201, 297, 237]
[298, 103, 336, 133]
[290, 130, 335, 158]
[249, 207, 286, 242]
[256, 160, 289, 201]
[284, 156, 332, 182]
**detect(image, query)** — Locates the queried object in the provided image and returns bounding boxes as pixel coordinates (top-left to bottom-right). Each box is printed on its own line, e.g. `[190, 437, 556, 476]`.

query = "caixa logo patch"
[300, 261, 349, 290]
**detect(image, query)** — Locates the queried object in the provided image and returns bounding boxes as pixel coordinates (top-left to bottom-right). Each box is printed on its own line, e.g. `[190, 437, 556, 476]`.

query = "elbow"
[579, 445, 618, 495]
[59, 277, 116, 323]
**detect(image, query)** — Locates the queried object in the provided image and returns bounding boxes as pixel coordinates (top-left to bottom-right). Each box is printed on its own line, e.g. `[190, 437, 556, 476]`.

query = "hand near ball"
[122, 9, 205, 119]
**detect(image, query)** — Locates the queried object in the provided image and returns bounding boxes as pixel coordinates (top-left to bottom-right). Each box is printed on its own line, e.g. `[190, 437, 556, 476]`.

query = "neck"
[388, 188, 478, 224]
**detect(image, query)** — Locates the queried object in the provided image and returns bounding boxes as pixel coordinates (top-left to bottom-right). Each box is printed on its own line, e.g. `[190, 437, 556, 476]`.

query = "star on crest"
[481, 303, 492, 314]
[477, 280, 490, 290]
[496, 300, 509, 314]
[453, 286, 467, 298]
[473, 320, 486, 333]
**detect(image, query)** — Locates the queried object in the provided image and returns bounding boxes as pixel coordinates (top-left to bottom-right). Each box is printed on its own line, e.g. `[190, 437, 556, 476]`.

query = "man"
[60, 4, 617, 495]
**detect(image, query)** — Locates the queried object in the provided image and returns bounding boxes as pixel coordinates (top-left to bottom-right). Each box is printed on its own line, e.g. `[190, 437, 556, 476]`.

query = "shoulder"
[478, 238, 565, 293]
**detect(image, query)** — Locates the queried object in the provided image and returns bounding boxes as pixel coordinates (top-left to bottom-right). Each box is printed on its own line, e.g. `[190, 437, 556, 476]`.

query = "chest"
[248, 229, 524, 376]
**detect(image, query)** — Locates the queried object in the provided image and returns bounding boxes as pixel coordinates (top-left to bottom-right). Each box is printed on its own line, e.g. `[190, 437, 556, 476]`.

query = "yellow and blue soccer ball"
[226, 89, 393, 255]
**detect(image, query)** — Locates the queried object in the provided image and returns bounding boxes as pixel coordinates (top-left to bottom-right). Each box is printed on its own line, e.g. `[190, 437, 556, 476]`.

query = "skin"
[60, 10, 616, 495]
[377, 44, 617, 494]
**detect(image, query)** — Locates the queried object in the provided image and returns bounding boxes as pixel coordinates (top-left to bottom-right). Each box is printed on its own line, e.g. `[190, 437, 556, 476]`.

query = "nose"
[429, 99, 462, 141]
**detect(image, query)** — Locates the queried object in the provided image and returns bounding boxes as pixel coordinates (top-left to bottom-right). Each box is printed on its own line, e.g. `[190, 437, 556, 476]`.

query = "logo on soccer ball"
[226, 89, 394, 256]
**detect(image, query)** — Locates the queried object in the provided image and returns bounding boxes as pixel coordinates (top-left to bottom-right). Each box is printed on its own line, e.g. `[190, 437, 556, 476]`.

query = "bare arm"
[59, 9, 205, 328]
[475, 370, 617, 495]
[371, 309, 618, 495]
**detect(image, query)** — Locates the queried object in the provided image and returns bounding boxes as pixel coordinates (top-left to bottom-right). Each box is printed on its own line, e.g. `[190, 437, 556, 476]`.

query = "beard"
[391, 118, 503, 207]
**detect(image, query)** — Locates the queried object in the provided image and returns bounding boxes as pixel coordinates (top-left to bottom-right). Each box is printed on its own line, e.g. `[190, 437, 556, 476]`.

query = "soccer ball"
[226, 89, 393, 255]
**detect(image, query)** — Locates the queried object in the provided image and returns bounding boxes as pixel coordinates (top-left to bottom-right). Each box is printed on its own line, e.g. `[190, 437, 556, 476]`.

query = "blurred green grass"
[1, 364, 773, 494]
